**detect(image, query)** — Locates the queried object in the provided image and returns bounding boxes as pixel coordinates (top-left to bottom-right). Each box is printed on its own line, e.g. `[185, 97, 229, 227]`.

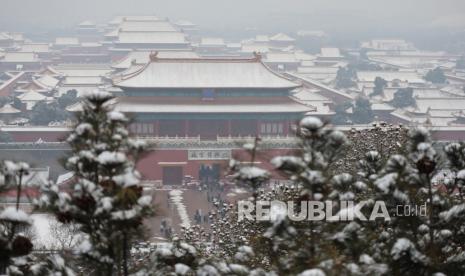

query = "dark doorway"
[162, 166, 183, 185]
[199, 164, 221, 185]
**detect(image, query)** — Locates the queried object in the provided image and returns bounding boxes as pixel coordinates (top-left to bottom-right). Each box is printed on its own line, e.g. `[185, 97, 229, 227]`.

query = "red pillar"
[184, 120, 189, 137]
[227, 120, 232, 136]
[154, 120, 159, 137]
[256, 119, 261, 137]
[284, 121, 289, 136]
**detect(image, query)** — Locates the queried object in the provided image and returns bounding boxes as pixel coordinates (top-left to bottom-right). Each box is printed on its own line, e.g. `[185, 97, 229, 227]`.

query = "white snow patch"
[175, 263, 191, 275]
[237, 166, 269, 179]
[300, 116, 323, 130]
[298, 268, 326, 276]
[75, 123, 93, 135]
[457, 170, 465, 180]
[97, 151, 126, 165]
[113, 170, 140, 187]
[440, 204, 465, 222]
[138, 195, 152, 206]
[0, 207, 31, 224]
[374, 173, 397, 194]
[169, 189, 191, 228]
[107, 111, 127, 122]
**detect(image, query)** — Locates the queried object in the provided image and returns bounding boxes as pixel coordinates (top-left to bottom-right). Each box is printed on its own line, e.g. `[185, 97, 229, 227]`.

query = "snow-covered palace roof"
[112, 51, 200, 69]
[115, 96, 314, 114]
[114, 54, 300, 89]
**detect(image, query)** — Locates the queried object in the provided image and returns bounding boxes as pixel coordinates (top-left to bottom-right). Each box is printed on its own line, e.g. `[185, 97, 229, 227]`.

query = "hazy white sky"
[1, 0, 464, 32]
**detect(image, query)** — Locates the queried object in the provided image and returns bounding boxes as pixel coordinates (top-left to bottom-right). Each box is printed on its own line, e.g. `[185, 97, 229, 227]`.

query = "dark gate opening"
[162, 166, 183, 185]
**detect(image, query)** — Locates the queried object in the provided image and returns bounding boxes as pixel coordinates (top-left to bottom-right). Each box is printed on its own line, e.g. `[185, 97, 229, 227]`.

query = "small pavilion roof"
[38, 66, 62, 76]
[0, 104, 21, 114]
[0, 32, 12, 41]
[270, 33, 295, 42]
[17, 90, 47, 101]
[36, 75, 60, 89]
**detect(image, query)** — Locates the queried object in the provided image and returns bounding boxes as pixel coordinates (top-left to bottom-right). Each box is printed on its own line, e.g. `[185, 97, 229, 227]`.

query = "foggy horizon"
[2, 0, 465, 36]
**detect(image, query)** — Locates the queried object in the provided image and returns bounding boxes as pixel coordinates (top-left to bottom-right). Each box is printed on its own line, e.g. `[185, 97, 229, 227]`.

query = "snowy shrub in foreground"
[35, 90, 152, 275]
[161, 117, 465, 275]
[3, 110, 465, 275]
[0, 161, 74, 275]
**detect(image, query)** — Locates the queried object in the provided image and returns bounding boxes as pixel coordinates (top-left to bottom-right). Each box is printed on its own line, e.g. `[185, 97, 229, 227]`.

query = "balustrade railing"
[0, 135, 299, 150]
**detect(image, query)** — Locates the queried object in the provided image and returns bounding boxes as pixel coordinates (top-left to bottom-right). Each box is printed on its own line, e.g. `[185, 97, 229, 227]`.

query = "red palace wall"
[136, 148, 297, 181]
[431, 130, 465, 141]
[8, 131, 68, 142]
[4, 127, 465, 184]
[6, 128, 465, 144]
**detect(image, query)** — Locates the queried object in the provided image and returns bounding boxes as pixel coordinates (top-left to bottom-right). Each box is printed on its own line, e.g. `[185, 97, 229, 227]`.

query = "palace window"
[130, 123, 155, 135]
[260, 122, 284, 135]
[202, 88, 215, 100]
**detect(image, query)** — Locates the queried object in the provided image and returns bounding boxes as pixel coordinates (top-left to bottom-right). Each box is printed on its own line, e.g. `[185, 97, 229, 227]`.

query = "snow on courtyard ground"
[169, 189, 191, 228]
[30, 213, 58, 249]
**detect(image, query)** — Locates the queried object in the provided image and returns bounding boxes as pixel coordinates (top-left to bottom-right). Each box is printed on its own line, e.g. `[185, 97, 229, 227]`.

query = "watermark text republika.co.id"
[237, 200, 428, 222]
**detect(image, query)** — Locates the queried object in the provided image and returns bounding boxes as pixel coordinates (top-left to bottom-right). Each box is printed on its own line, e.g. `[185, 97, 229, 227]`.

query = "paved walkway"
[143, 183, 254, 241]
[144, 186, 219, 241]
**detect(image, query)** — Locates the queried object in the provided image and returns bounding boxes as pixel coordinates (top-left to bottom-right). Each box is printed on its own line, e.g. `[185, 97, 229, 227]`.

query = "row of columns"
[134, 119, 291, 137]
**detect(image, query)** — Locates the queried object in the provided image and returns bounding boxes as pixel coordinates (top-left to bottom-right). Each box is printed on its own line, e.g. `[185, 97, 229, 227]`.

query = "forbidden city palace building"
[113, 52, 314, 140]
[110, 52, 315, 184]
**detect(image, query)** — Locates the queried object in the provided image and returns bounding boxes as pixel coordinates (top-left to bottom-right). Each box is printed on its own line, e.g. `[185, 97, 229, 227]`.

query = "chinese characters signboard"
[188, 149, 231, 160]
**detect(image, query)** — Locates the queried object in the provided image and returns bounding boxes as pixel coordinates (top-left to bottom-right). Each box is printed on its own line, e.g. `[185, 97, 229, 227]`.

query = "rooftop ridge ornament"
[149, 51, 159, 62]
[252, 51, 262, 62]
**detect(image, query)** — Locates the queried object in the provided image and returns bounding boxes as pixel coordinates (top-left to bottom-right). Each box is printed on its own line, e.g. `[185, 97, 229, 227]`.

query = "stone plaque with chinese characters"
[188, 149, 231, 160]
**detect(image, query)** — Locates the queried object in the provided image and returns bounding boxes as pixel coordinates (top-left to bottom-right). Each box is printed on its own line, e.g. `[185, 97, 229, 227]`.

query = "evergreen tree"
[1, 106, 464, 275]
[29, 102, 68, 125]
[0, 96, 11, 108]
[332, 102, 353, 125]
[390, 87, 416, 108]
[335, 67, 356, 89]
[12, 97, 23, 111]
[36, 91, 152, 275]
[0, 161, 74, 275]
[425, 67, 447, 84]
[352, 97, 374, 124]
[0, 131, 12, 143]
[371, 77, 387, 96]
[147, 117, 465, 275]
[0, 161, 32, 274]
[58, 89, 78, 109]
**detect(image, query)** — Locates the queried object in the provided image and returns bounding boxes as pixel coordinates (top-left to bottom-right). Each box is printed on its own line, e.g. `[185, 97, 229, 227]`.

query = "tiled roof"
[114, 56, 300, 89]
